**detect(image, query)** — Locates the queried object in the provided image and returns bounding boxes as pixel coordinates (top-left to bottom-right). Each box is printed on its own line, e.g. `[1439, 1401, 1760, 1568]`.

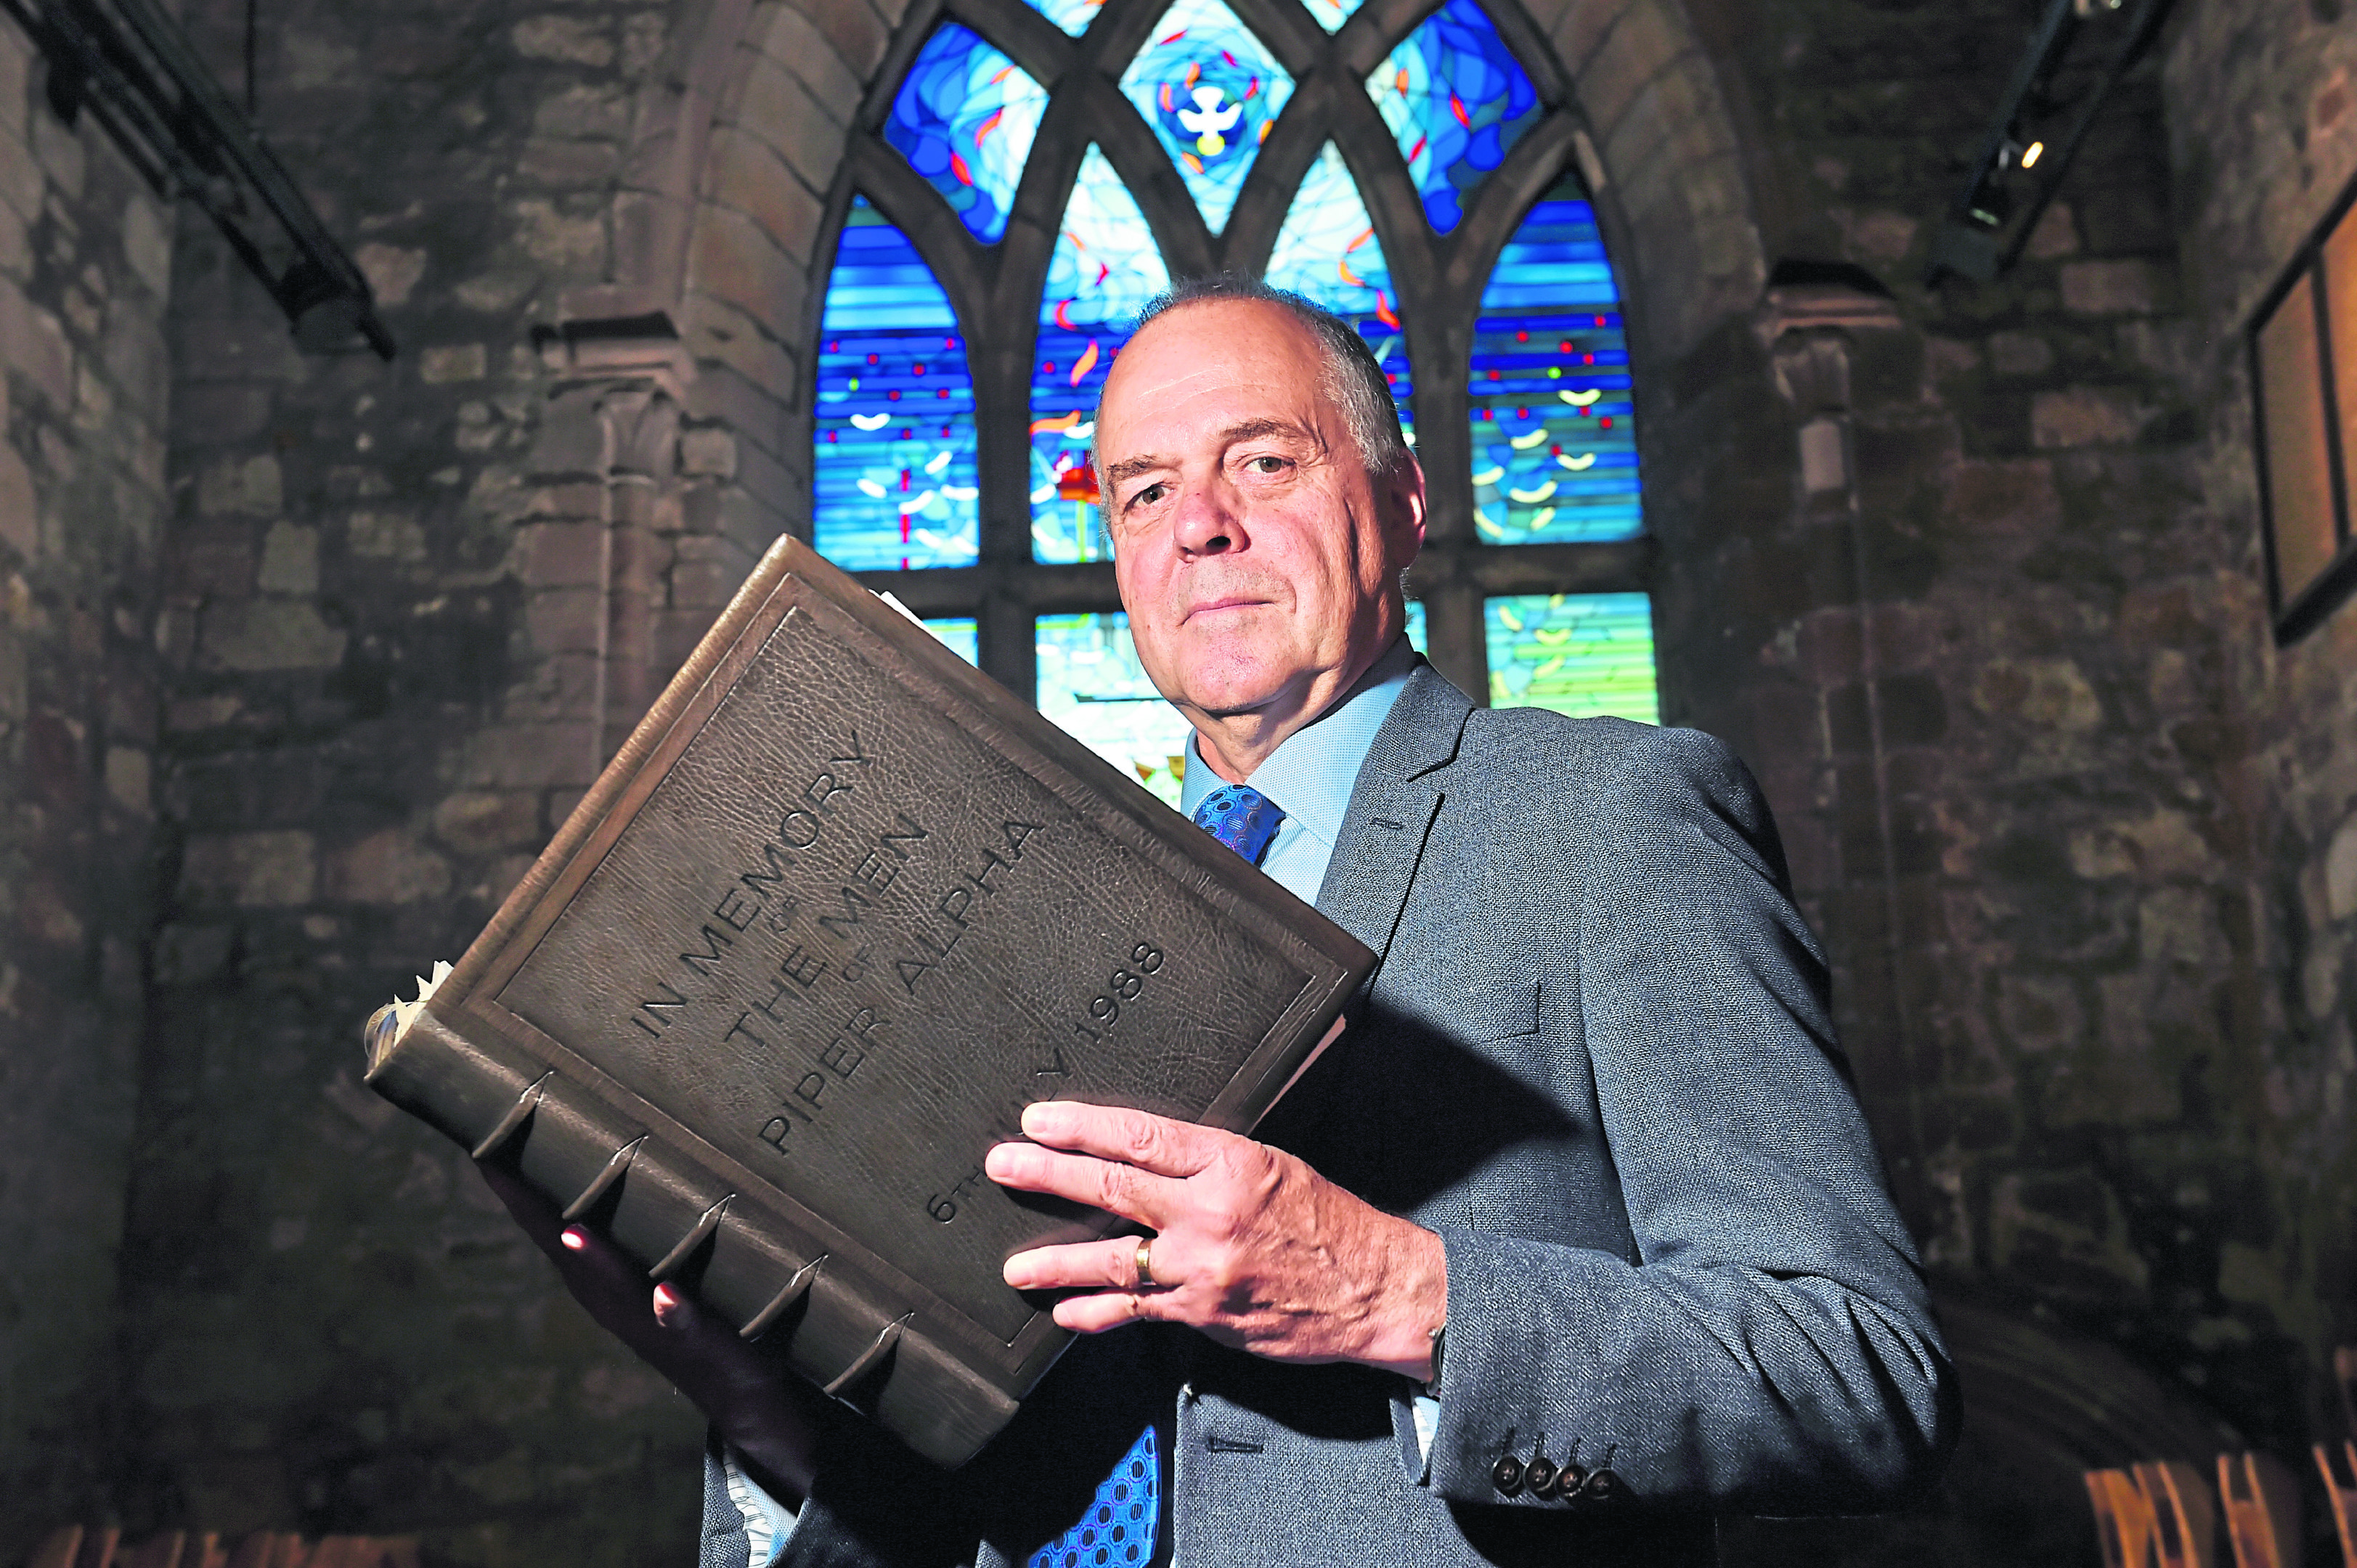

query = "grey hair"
[1089, 274, 1410, 497]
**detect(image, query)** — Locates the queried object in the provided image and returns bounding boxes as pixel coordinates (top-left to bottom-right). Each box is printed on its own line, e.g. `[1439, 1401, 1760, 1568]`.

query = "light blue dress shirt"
[728, 636, 1433, 1560]
[1178, 636, 1420, 906]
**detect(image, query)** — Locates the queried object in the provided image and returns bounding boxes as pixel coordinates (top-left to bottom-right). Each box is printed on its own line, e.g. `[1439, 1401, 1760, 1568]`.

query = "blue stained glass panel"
[1263, 142, 1414, 454]
[1486, 593, 1657, 722]
[1470, 176, 1640, 544]
[882, 25, 1049, 243]
[1404, 600, 1426, 653]
[813, 197, 980, 571]
[1038, 613, 1192, 808]
[1303, 0, 1369, 30]
[1021, 0, 1105, 34]
[1367, 0, 1542, 234]
[1033, 146, 1172, 564]
[1118, 0, 1292, 233]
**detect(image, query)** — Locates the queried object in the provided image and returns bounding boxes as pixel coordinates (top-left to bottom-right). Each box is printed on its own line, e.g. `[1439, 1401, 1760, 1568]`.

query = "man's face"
[1096, 299, 1426, 745]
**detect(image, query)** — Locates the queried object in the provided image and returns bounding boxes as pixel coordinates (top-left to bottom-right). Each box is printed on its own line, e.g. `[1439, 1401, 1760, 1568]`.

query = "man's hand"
[476, 1160, 827, 1506]
[985, 1101, 1446, 1378]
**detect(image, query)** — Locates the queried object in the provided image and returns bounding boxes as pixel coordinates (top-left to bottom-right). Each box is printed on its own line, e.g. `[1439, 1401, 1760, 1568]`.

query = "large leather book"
[362, 535, 1375, 1468]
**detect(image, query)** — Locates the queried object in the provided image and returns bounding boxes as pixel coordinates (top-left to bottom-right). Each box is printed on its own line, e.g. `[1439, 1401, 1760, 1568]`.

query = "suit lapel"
[1314, 665, 1473, 979]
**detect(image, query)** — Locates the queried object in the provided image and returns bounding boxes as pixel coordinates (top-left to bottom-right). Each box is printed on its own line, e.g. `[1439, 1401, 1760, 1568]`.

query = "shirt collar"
[1180, 636, 1421, 847]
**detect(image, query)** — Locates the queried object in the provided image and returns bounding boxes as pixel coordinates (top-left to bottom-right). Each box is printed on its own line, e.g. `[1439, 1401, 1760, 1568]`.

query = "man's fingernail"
[653, 1283, 682, 1321]
[561, 1227, 589, 1252]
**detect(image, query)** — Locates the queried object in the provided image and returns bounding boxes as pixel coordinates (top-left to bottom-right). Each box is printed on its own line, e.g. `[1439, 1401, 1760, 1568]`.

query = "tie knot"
[1192, 783, 1286, 866]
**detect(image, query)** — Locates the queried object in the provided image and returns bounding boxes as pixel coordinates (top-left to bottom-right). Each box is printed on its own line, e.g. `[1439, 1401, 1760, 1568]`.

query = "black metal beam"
[0, 0, 395, 357]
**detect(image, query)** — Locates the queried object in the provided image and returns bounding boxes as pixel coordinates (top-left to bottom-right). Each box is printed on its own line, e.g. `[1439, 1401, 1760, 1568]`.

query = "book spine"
[364, 1013, 1019, 1467]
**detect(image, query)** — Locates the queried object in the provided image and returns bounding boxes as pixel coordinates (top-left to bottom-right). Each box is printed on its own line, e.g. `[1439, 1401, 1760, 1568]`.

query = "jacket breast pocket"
[1388, 975, 1542, 1046]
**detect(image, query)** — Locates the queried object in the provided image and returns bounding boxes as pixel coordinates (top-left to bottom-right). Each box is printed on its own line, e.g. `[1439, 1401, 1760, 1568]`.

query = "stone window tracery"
[810, 0, 1659, 801]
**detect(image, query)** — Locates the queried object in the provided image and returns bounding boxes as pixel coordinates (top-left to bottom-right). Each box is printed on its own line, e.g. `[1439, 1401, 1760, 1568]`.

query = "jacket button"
[1553, 1462, 1587, 1500]
[1523, 1457, 1558, 1496]
[1581, 1466, 1621, 1504]
[1491, 1455, 1525, 1496]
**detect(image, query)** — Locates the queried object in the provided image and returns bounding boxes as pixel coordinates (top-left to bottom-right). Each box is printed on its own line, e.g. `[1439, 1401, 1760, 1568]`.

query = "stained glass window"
[1032, 146, 1172, 564]
[1470, 175, 1639, 545]
[882, 25, 1048, 244]
[1021, 0, 1104, 36]
[1486, 593, 1656, 722]
[1367, 0, 1542, 234]
[1118, 0, 1291, 233]
[923, 617, 979, 665]
[814, 197, 980, 571]
[1038, 613, 1192, 808]
[1303, 0, 1369, 30]
[1404, 600, 1427, 653]
[1263, 143, 1414, 448]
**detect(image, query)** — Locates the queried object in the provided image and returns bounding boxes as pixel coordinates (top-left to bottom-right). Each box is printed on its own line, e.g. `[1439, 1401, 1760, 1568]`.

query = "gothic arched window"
[813, 0, 1657, 804]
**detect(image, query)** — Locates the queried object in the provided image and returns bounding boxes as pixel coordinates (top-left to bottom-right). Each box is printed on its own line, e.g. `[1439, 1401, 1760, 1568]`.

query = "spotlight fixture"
[1924, 0, 2178, 285]
[0, 0, 395, 358]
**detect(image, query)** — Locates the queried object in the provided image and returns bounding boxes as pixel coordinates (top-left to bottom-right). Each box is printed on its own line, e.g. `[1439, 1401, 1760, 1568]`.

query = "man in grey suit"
[500, 277, 1955, 1566]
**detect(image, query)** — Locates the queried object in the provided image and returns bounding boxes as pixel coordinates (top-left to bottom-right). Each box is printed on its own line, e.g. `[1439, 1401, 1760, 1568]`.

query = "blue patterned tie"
[1192, 783, 1285, 865]
[1027, 1426, 1157, 1568]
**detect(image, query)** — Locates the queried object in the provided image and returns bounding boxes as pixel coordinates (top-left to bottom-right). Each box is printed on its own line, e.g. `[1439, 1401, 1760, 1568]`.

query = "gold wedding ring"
[1135, 1238, 1157, 1289]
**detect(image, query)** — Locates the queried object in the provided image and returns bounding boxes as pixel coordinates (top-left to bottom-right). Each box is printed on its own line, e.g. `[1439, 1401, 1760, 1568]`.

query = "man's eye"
[1129, 482, 1168, 509]
[1247, 455, 1287, 474]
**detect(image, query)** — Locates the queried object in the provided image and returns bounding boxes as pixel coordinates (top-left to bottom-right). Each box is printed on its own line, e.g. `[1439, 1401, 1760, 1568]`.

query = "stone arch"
[563, 0, 1771, 547]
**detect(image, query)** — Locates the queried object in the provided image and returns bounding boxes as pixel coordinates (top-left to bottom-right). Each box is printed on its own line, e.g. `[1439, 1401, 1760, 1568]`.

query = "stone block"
[1970, 656, 2102, 731]
[754, 7, 861, 125]
[2138, 886, 2220, 966]
[518, 520, 606, 588]
[353, 243, 427, 309]
[420, 345, 488, 384]
[2024, 202, 2077, 259]
[533, 83, 633, 142]
[0, 436, 33, 559]
[30, 107, 82, 199]
[152, 922, 234, 983]
[687, 203, 799, 325]
[325, 829, 453, 905]
[807, 0, 889, 79]
[0, 277, 73, 408]
[679, 427, 736, 479]
[2327, 812, 2357, 921]
[257, 523, 319, 594]
[198, 600, 347, 671]
[521, 138, 623, 186]
[348, 510, 426, 561]
[513, 15, 614, 65]
[198, 454, 284, 517]
[524, 587, 606, 654]
[511, 197, 608, 276]
[431, 791, 542, 855]
[707, 129, 826, 262]
[181, 830, 317, 907]
[1547, 0, 1635, 78]
[460, 722, 598, 788]
[103, 744, 150, 814]
[0, 126, 39, 223]
[680, 294, 798, 405]
[1987, 330, 2053, 376]
[2030, 386, 2153, 449]
[733, 54, 844, 177]
[2060, 258, 2165, 315]
[121, 192, 171, 298]
[1576, 4, 1685, 145]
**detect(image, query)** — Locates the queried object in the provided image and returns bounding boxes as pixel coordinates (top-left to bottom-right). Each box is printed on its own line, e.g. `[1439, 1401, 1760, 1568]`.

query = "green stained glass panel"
[1486, 593, 1656, 723]
[1037, 612, 1192, 809]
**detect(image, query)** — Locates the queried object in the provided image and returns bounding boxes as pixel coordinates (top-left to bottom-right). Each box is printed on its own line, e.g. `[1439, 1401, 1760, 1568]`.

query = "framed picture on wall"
[2251, 176, 2357, 643]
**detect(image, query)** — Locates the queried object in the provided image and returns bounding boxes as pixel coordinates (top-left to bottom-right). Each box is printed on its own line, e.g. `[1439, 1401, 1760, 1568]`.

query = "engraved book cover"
[361, 534, 1376, 1468]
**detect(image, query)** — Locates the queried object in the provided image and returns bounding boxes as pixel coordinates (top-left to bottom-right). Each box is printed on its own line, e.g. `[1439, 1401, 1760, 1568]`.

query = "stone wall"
[0, 0, 2345, 1562]
[0, 13, 177, 1550]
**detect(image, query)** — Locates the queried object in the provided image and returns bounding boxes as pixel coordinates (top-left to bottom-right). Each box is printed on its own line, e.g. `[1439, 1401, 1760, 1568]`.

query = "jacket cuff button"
[1490, 1455, 1525, 1496]
[1581, 1466, 1622, 1504]
[1523, 1457, 1558, 1497]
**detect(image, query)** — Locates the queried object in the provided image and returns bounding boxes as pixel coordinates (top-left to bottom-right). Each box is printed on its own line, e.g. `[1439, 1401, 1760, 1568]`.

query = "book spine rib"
[365, 1013, 1017, 1466]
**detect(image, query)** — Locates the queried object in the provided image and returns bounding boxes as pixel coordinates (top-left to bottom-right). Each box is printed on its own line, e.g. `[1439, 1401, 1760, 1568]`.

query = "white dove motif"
[1176, 86, 1242, 156]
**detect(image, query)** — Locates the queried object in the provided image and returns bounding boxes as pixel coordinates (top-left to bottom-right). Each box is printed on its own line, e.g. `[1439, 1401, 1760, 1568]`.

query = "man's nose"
[1172, 476, 1239, 557]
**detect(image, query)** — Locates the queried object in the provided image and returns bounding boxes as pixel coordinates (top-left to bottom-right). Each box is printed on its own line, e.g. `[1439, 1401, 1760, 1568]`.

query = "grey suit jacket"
[708, 666, 1958, 1567]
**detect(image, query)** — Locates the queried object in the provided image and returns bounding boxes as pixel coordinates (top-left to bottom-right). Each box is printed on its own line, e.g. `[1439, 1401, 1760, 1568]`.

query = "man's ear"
[1385, 452, 1428, 571]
